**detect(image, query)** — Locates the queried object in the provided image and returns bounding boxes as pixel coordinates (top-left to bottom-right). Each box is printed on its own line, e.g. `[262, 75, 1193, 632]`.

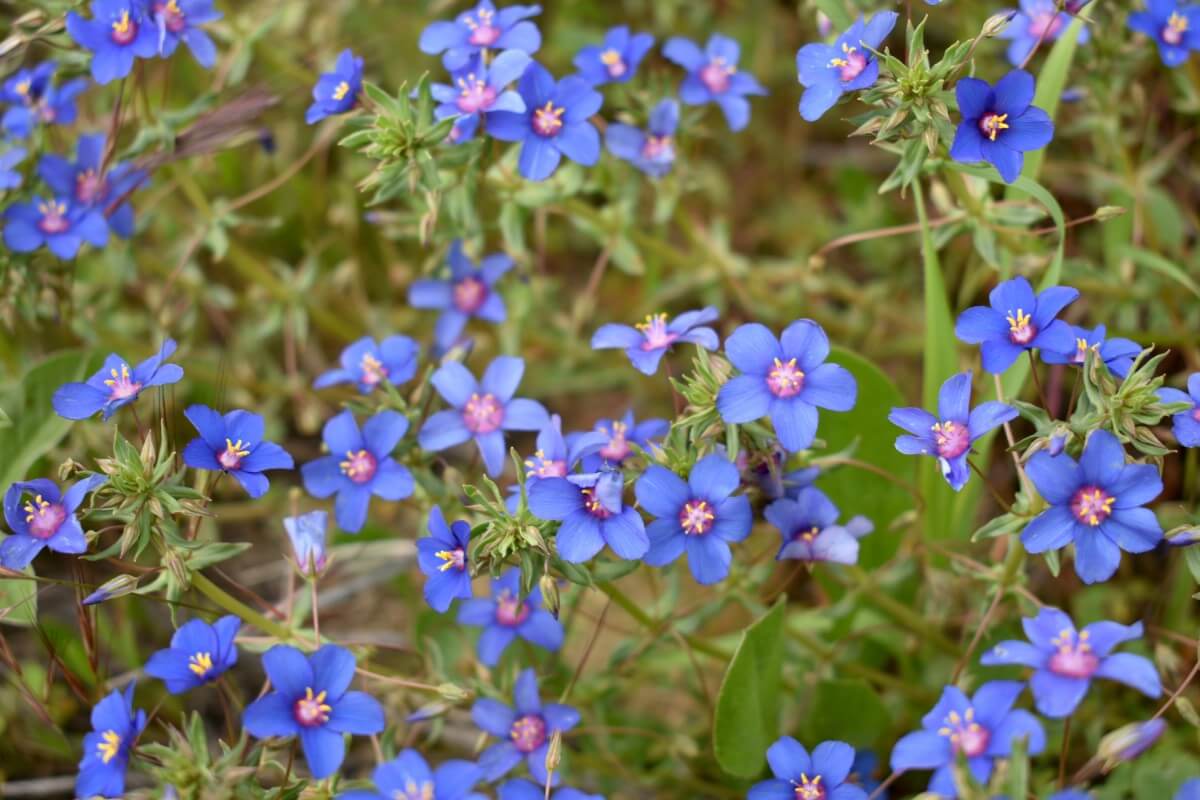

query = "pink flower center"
[456, 75, 497, 113]
[465, 7, 500, 47]
[582, 487, 612, 519]
[766, 357, 805, 398]
[463, 392, 504, 434]
[339, 449, 378, 484]
[525, 450, 568, 479]
[699, 59, 733, 93]
[938, 708, 990, 758]
[1029, 11, 1063, 39]
[495, 591, 531, 626]
[932, 420, 970, 459]
[636, 313, 678, 351]
[75, 169, 107, 205]
[510, 714, 547, 753]
[153, 0, 187, 32]
[1191, 406, 1200, 423]
[293, 687, 331, 727]
[1006, 308, 1036, 345]
[453, 276, 489, 313]
[1048, 628, 1100, 678]
[110, 10, 138, 45]
[641, 135, 673, 160]
[532, 101, 565, 137]
[837, 51, 867, 82]
[600, 48, 627, 78]
[598, 422, 631, 462]
[359, 352, 388, 386]
[218, 438, 251, 470]
[679, 499, 715, 535]
[37, 200, 70, 234]
[793, 775, 827, 800]
[980, 112, 1011, 142]
[104, 363, 142, 400]
[1164, 12, 1189, 45]
[24, 496, 66, 540]
[1071, 485, 1115, 526]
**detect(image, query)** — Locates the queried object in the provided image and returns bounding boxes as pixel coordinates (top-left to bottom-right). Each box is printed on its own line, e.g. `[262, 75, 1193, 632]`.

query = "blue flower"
[1041, 324, 1141, 378]
[744, 447, 820, 501]
[849, 750, 884, 799]
[337, 749, 484, 800]
[83, 574, 140, 605]
[243, 644, 385, 779]
[981, 606, 1162, 718]
[0, 147, 26, 189]
[1021, 429, 1164, 584]
[150, 0, 221, 68]
[1177, 779, 1200, 800]
[748, 737, 868, 800]
[716, 319, 858, 452]
[1129, 1, 1200, 67]
[0, 62, 86, 138]
[999, 0, 1090, 66]
[500, 779, 602, 800]
[313, 335, 419, 394]
[76, 683, 146, 799]
[4, 196, 108, 259]
[456, 567, 564, 666]
[569, 411, 669, 472]
[182, 405, 295, 498]
[144, 615, 241, 694]
[52, 339, 184, 421]
[419, 1, 542, 71]
[408, 240, 513, 350]
[951, 69, 1054, 183]
[301, 410, 415, 533]
[67, 0, 159, 85]
[2, 475, 106, 570]
[663, 34, 768, 131]
[604, 98, 679, 178]
[306, 49, 363, 124]
[284, 510, 329, 575]
[635, 454, 751, 584]
[529, 467, 648, 563]
[1158, 373, 1200, 447]
[764, 486, 873, 565]
[418, 356, 549, 477]
[573, 25, 655, 86]
[432, 50, 531, 145]
[889, 371, 1018, 491]
[39, 132, 147, 238]
[417, 507, 473, 613]
[954, 276, 1078, 373]
[487, 63, 603, 181]
[473, 668, 580, 786]
[795, 12, 899, 122]
[507, 414, 606, 512]
[890, 681, 1045, 799]
[591, 307, 720, 375]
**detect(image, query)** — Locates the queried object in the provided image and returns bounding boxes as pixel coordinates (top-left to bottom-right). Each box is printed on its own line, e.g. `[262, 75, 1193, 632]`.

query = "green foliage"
[713, 599, 786, 778]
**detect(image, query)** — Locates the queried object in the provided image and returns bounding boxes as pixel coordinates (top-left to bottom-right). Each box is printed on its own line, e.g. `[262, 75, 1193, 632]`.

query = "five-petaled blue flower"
[591, 307, 720, 376]
[890, 681, 1045, 799]
[284, 510, 329, 575]
[795, 12, 898, 122]
[457, 567, 564, 666]
[67, 0, 159, 85]
[338, 749, 485, 800]
[981, 606, 1162, 718]
[306, 49, 363, 124]
[570, 410, 669, 472]
[748, 737, 868, 800]
[4, 196, 108, 259]
[605, 98, 680, 178]
[2, 474, 106, 570]
[182, 405, 295, 498]
[1129, 1, 1200, 67]
[418, 356, 549, 477]
[951, 69, 1054, 184]
[1041, 324, 1141, 379]
[419, 1, 543, 71]
[145, 615, 241, 694]
[0, 147, 25, 190]
[150, 0, 222, 68]
[954, 276, 1078, 374]
[39, 132, 146, 239]
[500, 779, 602, 800]
[507, 414, 606, 512]
[313, 334, 419, 394]
[417, 506, 474, 613]
[573, 25, 655, 86]
[76, 683, 146, 799]
[717, 319, 858, 452]
[999, 0, 1090, 67]
[663, 34, 768, 131]
[1021, 429, 1164, 584]
[301, 410, 415, 533]
[52, 339, 184, 421]
[2, 62, 87, 138]
[432, 50, 531, 144]
[636, 454, 752, 584]
[243, 644, 385, 780]
[764, 486, 873, 565]
[889, 371, 1018, 491]
[408, 240, 514, 350]
[473, 668, 580, 786]
[1158, 373, 1200, 447]
[530, 467, 649, 562]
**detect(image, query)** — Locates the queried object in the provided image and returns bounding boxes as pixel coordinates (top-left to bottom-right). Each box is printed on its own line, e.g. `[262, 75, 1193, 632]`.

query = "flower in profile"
[284, 510, 329, 575]
[313, 335, 419, 394]
[1128, 1, 1200, 67]
[795, 12, 899, 121]
[1, 62, 87, 138]
[999, 1, 1089, 66]
[1021, 430, 1164, 584]
[145, 615, 241, 694]
[981, 607, 1162, 717]
[636, 454, 752, 584]
[950, 69, 1054, 183]
[1, 475, 106, 570]
[1098, 718, 1165, 766]
[0, 147, 26, 189]
[301, 410, 414, 533]
[182, 406, 294, 498]
[500, 779, 603, 800]
[457, 567, 564, 666]
[407, 240, 513, 350]
[52, 339, 183, 421]
[591, 306, 720, 375]
[306, 49, 363, 124]
[529, 468, 648, 562]
[418, 356, 549, 477]
[3, 196, 108, 259]
[663, 34, 767, 131]
[337, 750, 484, 800]
[954, 276, 1077, 373]
[507, 414, 606, 511]
[1157, 373, 1200, 447]
[487, 63, 603, 181]
[67, 0, 159, 84]
[890, 681, 1045, 798]
[417, 507, 473, 613]
[605, 98, 680, 178]
[1041, 324, 1141, 379]
[432, 50, 531, 144]
[889, 371, 1018, 491]
[749, 737, 868, 800]
[419, 1, 543, 71]
[243, 644, 385, 779]
[150, 0, 222, 68]
[82, 574, 140, 606]
[765, 486, 873, 565]
[573, 25, 655, 86]
[39, 133, 147, 238]
[716, 319, 857, 452]
[473, 668, 580, 786]
[76, 683, 146, 799]
[570, 411, 669, 472]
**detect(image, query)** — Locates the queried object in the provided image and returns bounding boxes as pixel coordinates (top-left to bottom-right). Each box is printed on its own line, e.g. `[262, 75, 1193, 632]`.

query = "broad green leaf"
[713, 599, 785, 778]
[1120, 245, 1200, 301]
[0, 566, 38, 627]
[799, 678, 890, 748]
[1013, 16, 1083, 184]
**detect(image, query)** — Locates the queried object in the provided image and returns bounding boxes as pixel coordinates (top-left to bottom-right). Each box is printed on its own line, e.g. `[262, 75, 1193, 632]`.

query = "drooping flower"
[0, 147, 26, 189]
[1128, 1, 1200, 67]
[573, 25, 655, 86]
[748, 737, 868, 800]
[432, 51, 530, 145]
[1157, 373, 1200, 447]
[506, 414, 606, 512]
[473, 668, 580, 786]
[663, 34, 767, 131]
[407, 240, 513, 350]
[500, 779, 603, 800]
[764, 486, 873, 565]
[570, 411, 669, 472]
[306, 49, 363, 124]
[999, 0, 1090, 66]
[313, 335, 419, 394]
[419, 1, 542, 71]
[954, 276, 1078, 373]
[38, 132, 147, 238]
[82, 574, 140, 605]
[890, 681, 1046, 798]
[243, 644, 385, 779]
[795, 12, 899, 122]
[1041, 324, 1141, 379]
[418, 356, 549, 477]
[716, 319, 858, 452]
[636, 454, 752, 584]
[456, 567, 564, 666]
[604, 98, 680, 178]
[3, 196, 108, 259]
[301, 410, 415, 533]
[981, 607, 1162, 717]
[417, 506, 473, 613]
[889, 371, 1018, 491]
[76, 683, 146, 799]
[1, 475, 107, 570]
[182, 405, 294, 498]
[950, 69, 1054, 184]
[337, 750, 485, 800]
[52, 339, 183, 421]
[144, 615, 241, 694]
[284, 510, 329, 575]
[743, 447, 820, 501]
[1, 62, 87, 138]
[529, 468, 648, 562]
[591, 306, 720, 375]
[150, 0, 222, 68]
[67, 0, 159, 84]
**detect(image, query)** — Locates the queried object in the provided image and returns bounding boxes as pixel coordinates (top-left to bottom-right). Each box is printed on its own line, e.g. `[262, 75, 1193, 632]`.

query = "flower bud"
[545, 731, 563, 773]
[437, 682, 471, 702]
[539, 573, 561, 617]
[982, 11, 1018, 38]
[82, 574, 140, 606]
[284, 510, 329, 577]
[1098, 718, 1165, 770]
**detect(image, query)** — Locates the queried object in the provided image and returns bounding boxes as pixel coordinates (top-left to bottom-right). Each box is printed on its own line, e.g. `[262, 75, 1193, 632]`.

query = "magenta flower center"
[465, 8, 500, 46]
[1048, 628, 1100, 678]
[153, 0, 187, 33]
[793, 774, 827, 800]
[582, 487, 613, 519]
[293, 687, 331, 727]
[641, 135, 673, 160]
[37, 102, 57, 123]
[767, 357, 805, 398]
[979, 112, 1011, 142]
[510, 714, 547, 753]
[435, 547, 465, 572]
[1071, 336, 1094, 364]
[359, 352, 388, 386]
[218, 438, 251, 470]
[532, 101, 566, 137]
[456, 75, 497, 113]
[24, 495, 67, 540]
[453, 276, 489, 313]
[932, 420, 970, 459]
[75, 169, 107, 205]
[463, 392, 504, 434]
[104, 362, 142, 400]
[1005, 308, 1036, 345]
[939, 708, 990, 758]
[339, 449, 378, 484]
[1191, 406, 1200, 423]
[600, 48, 627, 77]
[110, 9, 139, 45]
[1164, 12, 1189, 45]
[833, 47, 868, 82]
[1071, 485, 1115, 526]
[699, 58, 734, 93]
[525, 450, 568, 479]
[679, 499, 715, 535]
[495, 591, 531, 626]
[636, 312, 678, 351]
[37, 200, 70, 234]
[599, 422, 631, 462]
[1029, 11, 1063, 38]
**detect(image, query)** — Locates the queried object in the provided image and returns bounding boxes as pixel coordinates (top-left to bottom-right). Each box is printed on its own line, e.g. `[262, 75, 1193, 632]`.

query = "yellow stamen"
[332, 81, 351, 101]
[188, 651, 214, 676]
[97, 730, 121, 764]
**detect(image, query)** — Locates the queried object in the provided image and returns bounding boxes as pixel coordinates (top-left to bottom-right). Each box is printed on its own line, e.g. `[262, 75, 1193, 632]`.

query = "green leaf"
[1013, 16, 1083, 184]
[812, 0, 852, 30]
[1119, 245, 1200, 301]
[0, 566, 38, 627]
[713, 599, 786, 778]
[799, 678, 890, 748]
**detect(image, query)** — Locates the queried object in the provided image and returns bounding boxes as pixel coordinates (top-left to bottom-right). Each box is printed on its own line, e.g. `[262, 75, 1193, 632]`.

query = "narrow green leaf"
[713, 599, 786, 778]
[0, 567, 38, 627]
[1119, 245, 1200, 301]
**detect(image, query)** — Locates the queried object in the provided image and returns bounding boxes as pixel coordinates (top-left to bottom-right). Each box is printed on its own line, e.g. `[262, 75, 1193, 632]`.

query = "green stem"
[597, 580, 727, 661]
[846, 566, 960, 657]
[191, 572, 294, 642]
